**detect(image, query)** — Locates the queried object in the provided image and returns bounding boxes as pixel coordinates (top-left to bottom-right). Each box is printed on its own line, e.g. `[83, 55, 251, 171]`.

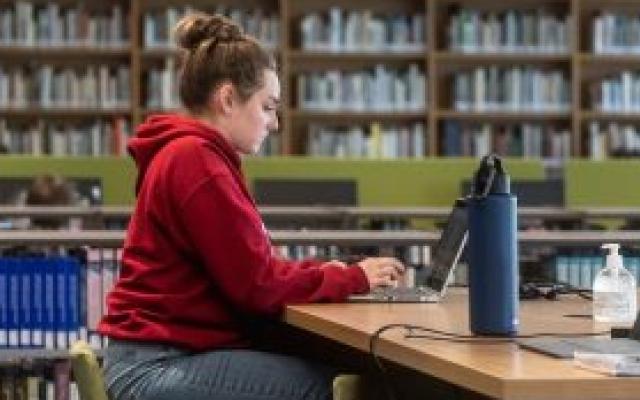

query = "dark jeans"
[103, 339, 339, 400]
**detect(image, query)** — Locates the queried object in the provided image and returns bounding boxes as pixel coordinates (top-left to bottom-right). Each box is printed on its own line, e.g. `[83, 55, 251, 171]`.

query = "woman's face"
[228, 70, 280, 154]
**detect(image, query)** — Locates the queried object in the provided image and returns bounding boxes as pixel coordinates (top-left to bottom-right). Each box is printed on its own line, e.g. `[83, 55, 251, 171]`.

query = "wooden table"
[284, 288, 640, 400]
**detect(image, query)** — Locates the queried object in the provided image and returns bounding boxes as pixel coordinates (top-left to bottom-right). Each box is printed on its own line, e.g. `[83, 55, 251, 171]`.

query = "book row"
[273, 244, 474, 289]
[0, 1, 127, 47]
[0, 65, 130, 110]
[591, 70, 640, 113]
[144, 6, 279, 49]
[300, 8, 425, 52]
[307, 122, 425, 158]
[448, 8, 569, 54]
[6, 4, 639, 55]
[0, 253, 118, 350]
[593, 13, 640, 54]
[146, 61, 427, 112]
[588, 121, 640, 159]
[441, 121, 571, 159]
[0, 361, 78, 400]
[0, 118, 130, 157]
[276, 243, 430, 269]
[297, 64, 426, 112]
[453, 66, 571, 112]
[6, 117, 640, 160]
[145, 58, 179, 110]
[554, 253, 640, 291]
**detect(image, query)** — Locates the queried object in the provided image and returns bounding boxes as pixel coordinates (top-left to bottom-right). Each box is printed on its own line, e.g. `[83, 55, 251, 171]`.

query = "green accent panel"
[0, 156, 136, 205]
[243, 157, 544, 206]
[566, 160, 640, 207]
[0, 156, 543, 206]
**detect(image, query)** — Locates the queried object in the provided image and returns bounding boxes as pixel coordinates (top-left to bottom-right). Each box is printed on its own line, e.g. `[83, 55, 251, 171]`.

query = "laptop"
[348, 198, 468, 303]
[517, 312, 640, 359]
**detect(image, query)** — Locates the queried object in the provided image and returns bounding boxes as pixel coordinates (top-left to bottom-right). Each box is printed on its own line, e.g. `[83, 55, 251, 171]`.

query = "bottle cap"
[471, 154, 511, 197]
[602, 243, 623, 269]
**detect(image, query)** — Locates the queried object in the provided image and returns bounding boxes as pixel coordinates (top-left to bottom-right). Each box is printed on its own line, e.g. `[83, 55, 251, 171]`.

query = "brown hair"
[174, 13, 276, 112]
[26, 174, 74, 229]
[26, 174, 73, 206]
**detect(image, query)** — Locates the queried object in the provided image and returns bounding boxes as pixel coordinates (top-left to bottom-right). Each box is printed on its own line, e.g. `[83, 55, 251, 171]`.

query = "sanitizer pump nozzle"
[602, 243, 622, 271]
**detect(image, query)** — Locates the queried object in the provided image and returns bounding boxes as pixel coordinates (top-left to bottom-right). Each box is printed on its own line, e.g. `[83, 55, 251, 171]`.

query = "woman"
[99, 13, 404, 400]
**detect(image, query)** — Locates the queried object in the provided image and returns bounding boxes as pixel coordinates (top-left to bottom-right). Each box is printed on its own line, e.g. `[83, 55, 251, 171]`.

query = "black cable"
[555, 282, 594, 301]
[402, 325, 609, 340]
[520, 281, 593, 301]
[369, 324, 407, 400]
[368, 323, 610, 400]
[576, 290, 593, 301]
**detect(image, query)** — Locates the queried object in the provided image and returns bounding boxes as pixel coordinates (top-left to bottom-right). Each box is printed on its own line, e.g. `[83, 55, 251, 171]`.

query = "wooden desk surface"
[285, 289, 640, 400]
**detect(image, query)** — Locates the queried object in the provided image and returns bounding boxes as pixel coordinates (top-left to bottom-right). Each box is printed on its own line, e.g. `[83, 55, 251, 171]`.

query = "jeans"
[103, 339, 339, 400]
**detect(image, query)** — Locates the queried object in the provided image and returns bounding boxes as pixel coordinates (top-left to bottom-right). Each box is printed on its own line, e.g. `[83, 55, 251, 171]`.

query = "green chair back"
[69, 341, 109, 400]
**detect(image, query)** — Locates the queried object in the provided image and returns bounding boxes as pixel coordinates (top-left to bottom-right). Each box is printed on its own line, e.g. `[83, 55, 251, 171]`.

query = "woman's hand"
[357, 257, 405, 289]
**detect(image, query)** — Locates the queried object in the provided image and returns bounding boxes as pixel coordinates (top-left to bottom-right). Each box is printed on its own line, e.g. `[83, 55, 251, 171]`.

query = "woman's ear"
[208, 82, 235, 115]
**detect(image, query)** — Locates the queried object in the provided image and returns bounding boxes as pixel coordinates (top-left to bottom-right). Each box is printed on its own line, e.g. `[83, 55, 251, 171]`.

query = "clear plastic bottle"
[593, 243, 637, 324]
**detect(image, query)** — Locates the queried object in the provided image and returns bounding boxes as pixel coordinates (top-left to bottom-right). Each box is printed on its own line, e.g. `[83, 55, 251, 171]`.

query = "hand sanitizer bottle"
[593, 243, 637, 324]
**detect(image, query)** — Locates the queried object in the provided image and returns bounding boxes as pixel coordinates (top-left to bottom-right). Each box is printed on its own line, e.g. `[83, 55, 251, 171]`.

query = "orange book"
[111, 117, 124, 156]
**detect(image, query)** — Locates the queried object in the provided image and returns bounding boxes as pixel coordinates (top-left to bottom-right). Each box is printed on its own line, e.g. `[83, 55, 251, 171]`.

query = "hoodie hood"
[128, 113, 240, 193]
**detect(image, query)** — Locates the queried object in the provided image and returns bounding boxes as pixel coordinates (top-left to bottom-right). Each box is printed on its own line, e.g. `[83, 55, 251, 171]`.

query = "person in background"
[2, 174, 83, 258]
[26, 174, 73, 225]
[12, 174, 79, 230]
[98, 12, 404, 400]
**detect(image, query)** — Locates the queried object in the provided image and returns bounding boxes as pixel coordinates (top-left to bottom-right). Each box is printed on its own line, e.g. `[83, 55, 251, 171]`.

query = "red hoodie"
[98, 114, 369, 351]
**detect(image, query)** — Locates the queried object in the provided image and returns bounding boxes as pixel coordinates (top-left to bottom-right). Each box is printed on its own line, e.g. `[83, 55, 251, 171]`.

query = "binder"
[43, 257, 56, 349]
[19, 258, 32, 347]
[7, 258, 19, 347]
[67, 257, 80, 345]
[31, 257, 44, 347]
[55, 257, 68, 349]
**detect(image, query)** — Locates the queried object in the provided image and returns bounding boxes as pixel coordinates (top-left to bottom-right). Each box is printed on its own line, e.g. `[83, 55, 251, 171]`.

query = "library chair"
[69, 340, 109, 400]
[333, 374, 365, 400]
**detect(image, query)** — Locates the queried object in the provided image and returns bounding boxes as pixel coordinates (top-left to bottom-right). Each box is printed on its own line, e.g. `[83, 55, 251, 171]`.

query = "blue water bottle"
[468, 154, 519, 336]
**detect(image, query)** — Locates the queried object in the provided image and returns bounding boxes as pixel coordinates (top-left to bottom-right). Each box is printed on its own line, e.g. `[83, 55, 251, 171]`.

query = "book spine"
[31, 258, 43, 347]
[7, 258, 19, 347]
[55, 258, 67, 350]
[67, 258, 80, 346]
[0, 258, 7, 347]
[44, 257, 56, 349]
[20, 258, 32, 347]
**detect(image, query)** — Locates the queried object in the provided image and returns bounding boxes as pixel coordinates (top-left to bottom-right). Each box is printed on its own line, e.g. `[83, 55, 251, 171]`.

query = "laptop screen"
[427, 199, 469, 294]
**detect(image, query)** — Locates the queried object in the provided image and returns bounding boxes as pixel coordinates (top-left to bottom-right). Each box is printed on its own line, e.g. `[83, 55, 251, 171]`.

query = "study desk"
[284, 288, 640, 400]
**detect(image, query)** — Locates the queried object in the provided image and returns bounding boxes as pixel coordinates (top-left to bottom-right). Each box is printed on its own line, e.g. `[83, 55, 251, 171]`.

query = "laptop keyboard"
[365, 286, 440, 302]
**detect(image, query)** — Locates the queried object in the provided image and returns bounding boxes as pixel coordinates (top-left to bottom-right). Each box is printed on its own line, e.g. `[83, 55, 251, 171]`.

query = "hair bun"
[174, 13, 243, 50]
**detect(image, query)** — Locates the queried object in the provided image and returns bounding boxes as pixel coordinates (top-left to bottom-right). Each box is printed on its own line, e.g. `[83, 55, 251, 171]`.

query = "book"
[0, 258, 7, 347]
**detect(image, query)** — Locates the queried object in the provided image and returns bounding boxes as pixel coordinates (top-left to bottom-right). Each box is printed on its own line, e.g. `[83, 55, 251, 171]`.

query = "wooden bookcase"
[1, 0, 640, 158]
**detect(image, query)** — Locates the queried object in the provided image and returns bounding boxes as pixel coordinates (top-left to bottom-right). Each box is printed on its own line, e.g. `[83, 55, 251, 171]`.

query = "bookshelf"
[0, 0, 133, 158]
[2, 0, 640, 159]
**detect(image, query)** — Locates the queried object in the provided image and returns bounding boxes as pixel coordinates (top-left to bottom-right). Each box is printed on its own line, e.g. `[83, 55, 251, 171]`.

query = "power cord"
[368, 323, 610, 400]
[403, 325, 609, 340]
[519, 282, 593, 301]
[369, 324, 406, 400]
